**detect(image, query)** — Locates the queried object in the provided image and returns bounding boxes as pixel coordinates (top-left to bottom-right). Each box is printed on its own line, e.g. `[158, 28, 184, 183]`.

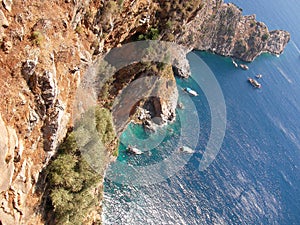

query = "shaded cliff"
[0, 0, 290, 224]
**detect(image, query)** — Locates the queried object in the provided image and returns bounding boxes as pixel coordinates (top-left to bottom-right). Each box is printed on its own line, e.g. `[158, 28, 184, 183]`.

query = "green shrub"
[165, 20, 173, 29]
[250, 20, 256, 28]
[262, 33, 269, 41]
[138, 28, 160, 40]
[47, 146, 100, 224]
[106, 1, 118, 14]
[75, 25, 83, 34]
[165, 33, 175, 42]
[30, 31, 44, 46]
[117, 0, 124, 7]
[95, 107, 116, 145]
[46, 107, 118, 224]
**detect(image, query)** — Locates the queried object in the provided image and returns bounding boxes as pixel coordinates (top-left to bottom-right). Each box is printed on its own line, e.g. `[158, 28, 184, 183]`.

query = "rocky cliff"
[174, 1, 290, 61]
[0, 0, 290, 224]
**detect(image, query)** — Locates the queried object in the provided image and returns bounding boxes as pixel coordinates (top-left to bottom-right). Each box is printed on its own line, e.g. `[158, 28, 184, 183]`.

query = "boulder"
[2, 39, 12, 53]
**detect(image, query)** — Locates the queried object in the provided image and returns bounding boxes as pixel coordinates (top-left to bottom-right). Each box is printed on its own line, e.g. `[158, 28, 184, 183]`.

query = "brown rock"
[1, 39, 12, 53]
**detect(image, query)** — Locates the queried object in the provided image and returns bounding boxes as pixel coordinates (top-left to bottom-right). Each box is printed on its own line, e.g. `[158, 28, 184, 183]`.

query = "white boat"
[240, 64, 249, 70]
[127, 145, 143, 155]
[248, 77, 261, 88]
[184, 87, 198, 96]
[178, 146, 195, 154]
[232, 58, 238, 68]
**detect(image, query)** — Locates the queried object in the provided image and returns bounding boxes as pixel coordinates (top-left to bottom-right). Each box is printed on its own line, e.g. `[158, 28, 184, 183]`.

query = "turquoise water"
[103, 0, 300, 224]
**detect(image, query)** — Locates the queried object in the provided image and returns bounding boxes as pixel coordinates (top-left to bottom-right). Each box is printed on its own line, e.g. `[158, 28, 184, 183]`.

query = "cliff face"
[0, 0, 290, 224]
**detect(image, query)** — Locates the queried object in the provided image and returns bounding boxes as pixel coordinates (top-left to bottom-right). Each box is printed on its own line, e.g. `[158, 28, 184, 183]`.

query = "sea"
[102, 0, 300, 224]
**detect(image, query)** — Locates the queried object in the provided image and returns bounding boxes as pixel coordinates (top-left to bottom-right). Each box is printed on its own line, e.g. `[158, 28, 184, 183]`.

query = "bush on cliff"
[262, 33, 269, 41]
[138, 28, 160, 40]
[47, 133, 101, 225]
[46, 107, 117, 224]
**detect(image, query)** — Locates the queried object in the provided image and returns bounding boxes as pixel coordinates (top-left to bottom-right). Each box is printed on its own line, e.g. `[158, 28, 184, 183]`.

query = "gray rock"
[39, 70, 58, 109]
[21, 60, 37, 83]
[143, 77, 178, 128]
[42, 99, 68, 152]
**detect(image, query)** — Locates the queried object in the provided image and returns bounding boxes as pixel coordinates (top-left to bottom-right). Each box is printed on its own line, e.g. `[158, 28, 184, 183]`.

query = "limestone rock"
[0, 115, 18, 193]
[28, 109, 39, 132]
[177, 2, 290, 62]
[42, 99, 68, 152]
[39, 70, 58, 109]
[266, 30, 291, 55]
[0, 198, 16, 225]
[21, 60, 37, 83]
[0, 9, 9, 27]
[0, 1, 292, 224]
[143, 77, 178, 126]
[2, 0, 13, 12]
[79, 48, 92, 64]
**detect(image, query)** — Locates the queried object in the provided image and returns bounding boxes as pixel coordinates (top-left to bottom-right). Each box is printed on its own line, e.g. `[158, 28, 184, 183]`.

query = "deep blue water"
[103, 0, 300, 224]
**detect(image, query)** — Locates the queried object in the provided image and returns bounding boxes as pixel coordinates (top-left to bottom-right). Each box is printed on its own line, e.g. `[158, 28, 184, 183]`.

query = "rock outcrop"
[112, 65, 178, 135]
[0, 114, 31, 225]
[175, 2, 290, 61]
[0, 115, 15, 193]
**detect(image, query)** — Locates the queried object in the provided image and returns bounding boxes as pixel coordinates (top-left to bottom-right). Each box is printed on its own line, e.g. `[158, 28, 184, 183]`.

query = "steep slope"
[0, 0, 290, 224]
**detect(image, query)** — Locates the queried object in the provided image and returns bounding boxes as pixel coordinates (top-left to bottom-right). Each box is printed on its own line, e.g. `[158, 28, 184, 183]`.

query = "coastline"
[0, 0, 290, 224]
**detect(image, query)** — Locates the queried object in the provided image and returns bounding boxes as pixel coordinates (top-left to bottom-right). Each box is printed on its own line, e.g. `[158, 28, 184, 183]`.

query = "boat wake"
[290, 40, 300, 54]
[276, 66, 293, 84]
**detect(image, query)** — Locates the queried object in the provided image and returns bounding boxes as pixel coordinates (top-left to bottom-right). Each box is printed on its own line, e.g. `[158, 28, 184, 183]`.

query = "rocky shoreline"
[0, 0, 290, 224]
[176, 2, 290, 62]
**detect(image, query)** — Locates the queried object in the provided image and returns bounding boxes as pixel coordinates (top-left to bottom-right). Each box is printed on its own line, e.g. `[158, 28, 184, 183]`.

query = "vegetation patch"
[30, 31, 44, 46]
[45, 107, 118, 224]
[138, 28, 160, 41]
[261, 33, 269, 41]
